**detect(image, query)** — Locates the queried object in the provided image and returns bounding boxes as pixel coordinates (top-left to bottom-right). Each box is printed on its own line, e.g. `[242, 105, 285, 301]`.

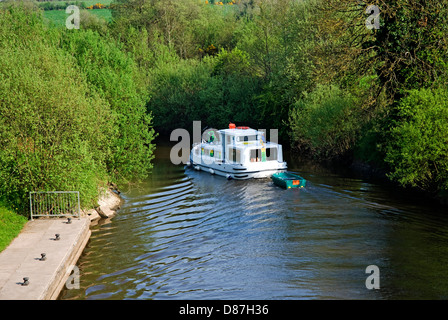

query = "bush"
[288, 84, 363, 159]
[0, 40, 113, 213]
[0, 5, 155, 215]
[147, 54, 217, 133]
[384, 88, 448, 194]
[60, 29, 156, 181]
[146, 46, 262, 134]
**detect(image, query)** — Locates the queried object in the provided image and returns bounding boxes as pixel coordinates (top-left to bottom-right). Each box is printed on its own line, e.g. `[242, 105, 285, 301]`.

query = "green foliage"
[60, 29, 156, 181]
[385, 88, 448, 194]
[289, 84, 363, 159]
[235, 0, 319, 139]
[212, 47, 250, 76]
[0, 45, 112, 213]
[146, 48, 207, 132]
[0, 5, 155, 215]
[370, 0, 448, 100]
[38, 1, 86, 11]
[37, 0, 113, 11]
[112, 0, 238, 59]
[79, 9, 111, 33]
[283, 0, 448, 196]
[323, 0, 448, 103]
[353, 114, 388, 167]
[191, 4, 240, 57]
[146, 45, 262, 134]
[211, 48, 261, 126]
[111, 0, 322, 137]
[0, 9, 114, 212]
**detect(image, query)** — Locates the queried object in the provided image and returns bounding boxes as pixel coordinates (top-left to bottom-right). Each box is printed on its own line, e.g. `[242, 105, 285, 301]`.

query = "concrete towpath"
[0, 189, 122, 300]
[0, 217, 91, 300]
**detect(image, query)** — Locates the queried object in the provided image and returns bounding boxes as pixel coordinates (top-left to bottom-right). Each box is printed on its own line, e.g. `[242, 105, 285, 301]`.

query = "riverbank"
[83, 187, 123, 223]
[289, 146, 448, 208]
[0, 188, 122, 300]
[349, 159, 448, 207]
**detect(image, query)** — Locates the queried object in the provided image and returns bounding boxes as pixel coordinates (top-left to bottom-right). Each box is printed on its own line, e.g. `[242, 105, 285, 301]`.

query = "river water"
[60, 140, 448, 300]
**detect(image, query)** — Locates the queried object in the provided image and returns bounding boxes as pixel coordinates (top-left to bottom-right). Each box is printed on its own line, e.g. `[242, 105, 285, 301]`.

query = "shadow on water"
[60, 139, 448, 300]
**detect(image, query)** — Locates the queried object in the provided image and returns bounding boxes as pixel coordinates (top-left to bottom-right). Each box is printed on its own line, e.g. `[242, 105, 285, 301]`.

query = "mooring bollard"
[67, 217, 72, 224]
[54, 234, 60, 241]
[39, 253, 46, 261]
[22, 277, 29, 286]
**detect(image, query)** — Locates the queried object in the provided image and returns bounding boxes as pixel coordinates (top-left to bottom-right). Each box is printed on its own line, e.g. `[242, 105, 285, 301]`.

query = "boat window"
[250, 149, 262, 162]
[202, 148, 214, 157]
[195, 148, 199, 155]
[228, 147, 241, 163]
[266, 148, 278, 161]
[250, 148, 278, 161]
[237, 135, 257, 142]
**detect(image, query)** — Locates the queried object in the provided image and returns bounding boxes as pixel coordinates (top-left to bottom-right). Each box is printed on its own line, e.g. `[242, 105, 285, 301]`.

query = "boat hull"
[188, 158, 287, 180]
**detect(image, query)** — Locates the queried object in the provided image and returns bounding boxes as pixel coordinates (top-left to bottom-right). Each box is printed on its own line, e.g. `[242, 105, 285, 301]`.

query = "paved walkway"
[0, 217, 91, 300]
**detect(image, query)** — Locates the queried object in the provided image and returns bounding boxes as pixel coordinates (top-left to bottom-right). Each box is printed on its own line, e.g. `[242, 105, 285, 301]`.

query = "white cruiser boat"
[188, 124, 287, 180]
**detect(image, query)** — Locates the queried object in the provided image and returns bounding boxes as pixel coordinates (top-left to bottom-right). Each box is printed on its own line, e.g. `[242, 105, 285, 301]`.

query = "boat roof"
[218, 128, 262, 136]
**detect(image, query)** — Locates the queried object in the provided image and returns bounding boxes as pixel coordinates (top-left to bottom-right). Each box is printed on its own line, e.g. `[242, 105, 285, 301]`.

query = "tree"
[60, 29, 156, 181]
[0, 6, 114, 212]
[385, 88, 448, 195]
[319, 0, 448, 105]
[289, 84, 364, 159]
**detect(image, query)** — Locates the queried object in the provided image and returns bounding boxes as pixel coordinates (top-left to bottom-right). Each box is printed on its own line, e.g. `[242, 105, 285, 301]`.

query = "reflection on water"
[60, 140, 448, 300]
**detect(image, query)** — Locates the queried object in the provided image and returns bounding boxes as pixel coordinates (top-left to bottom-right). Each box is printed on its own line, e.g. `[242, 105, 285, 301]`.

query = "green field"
[39, 0, 113, 8]
[43, 8, 112, 27]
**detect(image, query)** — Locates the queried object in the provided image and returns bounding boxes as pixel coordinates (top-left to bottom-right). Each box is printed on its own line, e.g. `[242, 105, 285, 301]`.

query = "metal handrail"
[29, 191, 80, 220]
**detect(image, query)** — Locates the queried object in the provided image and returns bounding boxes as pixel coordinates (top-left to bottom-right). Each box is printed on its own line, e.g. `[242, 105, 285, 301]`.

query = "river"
[60, 139, 448, 300]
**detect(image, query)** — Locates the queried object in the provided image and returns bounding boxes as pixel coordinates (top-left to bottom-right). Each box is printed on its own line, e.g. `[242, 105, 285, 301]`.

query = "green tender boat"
[271, 171, 306, 189]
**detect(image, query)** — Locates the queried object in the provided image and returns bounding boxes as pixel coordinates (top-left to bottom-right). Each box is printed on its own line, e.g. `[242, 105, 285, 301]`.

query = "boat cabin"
[197, 124, 283, 165]
[189, 124, 287, 179]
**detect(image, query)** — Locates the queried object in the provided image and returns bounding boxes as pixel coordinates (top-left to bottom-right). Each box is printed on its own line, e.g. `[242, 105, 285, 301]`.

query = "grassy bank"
[0, 203, 28, 252]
